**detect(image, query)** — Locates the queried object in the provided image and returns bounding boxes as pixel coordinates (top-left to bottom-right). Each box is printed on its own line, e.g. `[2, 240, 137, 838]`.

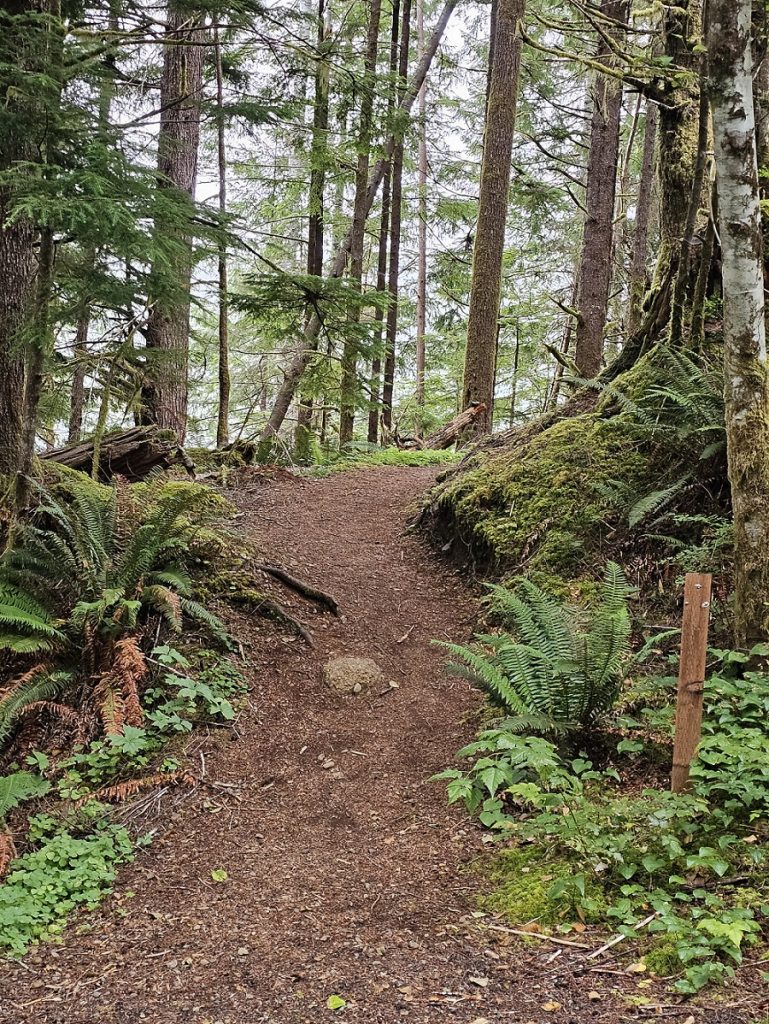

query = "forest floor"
[0, 467, 747, 1024]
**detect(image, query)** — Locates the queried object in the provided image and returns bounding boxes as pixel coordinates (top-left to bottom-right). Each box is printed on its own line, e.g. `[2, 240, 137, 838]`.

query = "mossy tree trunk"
[626, 102, 658, 336]
[708, 0, 769, 646]
[0, 0, 48, 480]
[461, 0, 524, 435]
[573, 0, 628, 379]
[141, 3, 205, 445]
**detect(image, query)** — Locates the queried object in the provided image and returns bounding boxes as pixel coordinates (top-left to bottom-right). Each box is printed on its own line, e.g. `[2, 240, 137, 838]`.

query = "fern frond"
[180, 599, 230, 645]
[0, 771, 51, 819]
[0, 671, 73, 748]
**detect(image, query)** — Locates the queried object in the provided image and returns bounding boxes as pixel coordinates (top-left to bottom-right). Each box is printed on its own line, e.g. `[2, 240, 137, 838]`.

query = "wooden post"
[671, 572, 712, 793]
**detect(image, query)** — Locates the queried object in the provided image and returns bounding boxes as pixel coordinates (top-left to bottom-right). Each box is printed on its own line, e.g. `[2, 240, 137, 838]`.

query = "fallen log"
[42, 426, 194, 482]
[424, 402, 487, 449]
[396, 402, 488, 451]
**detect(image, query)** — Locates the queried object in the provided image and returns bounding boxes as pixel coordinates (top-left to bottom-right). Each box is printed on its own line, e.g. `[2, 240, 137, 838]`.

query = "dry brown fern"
[0, 831, 17, 879]
[114, 636, 147, 727]
[93, 673, 126, 736]
[0, 663, 50, 700]
[93, 636, 147, 734]
[73, 770, 196, 808]
[19, 701, 79, 727]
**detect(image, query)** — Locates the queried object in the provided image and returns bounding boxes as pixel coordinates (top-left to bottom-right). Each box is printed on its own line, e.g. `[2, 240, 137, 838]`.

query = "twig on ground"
[586, 912, 659, 959]
[482, 924, 591, 949]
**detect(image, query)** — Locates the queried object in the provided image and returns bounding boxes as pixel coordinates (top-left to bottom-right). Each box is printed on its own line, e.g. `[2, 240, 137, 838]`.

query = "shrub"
[0, 480, 230, 754]
[438, 562, 659, 736]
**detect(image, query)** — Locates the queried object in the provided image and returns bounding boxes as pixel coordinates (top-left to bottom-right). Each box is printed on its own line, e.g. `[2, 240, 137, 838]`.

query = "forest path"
[0, 467, 612, 1024]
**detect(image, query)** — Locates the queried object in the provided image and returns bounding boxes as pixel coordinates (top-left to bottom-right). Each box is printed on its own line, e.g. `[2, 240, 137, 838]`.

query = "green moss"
[644, 937, 681, 978]
[478, 847, 607, 925]
[436, 412, 653, 580]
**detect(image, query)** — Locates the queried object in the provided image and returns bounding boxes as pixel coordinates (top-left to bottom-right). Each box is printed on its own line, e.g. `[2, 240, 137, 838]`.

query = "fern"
[0, 772, 51, 820]
[440, 563, 636, 736]
[0, 480, 230, 754]
[0, 671, 73, 748]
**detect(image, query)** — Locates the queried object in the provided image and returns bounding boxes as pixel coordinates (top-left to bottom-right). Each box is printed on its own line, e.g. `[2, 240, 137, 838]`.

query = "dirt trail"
[0, 467, 624, 1024]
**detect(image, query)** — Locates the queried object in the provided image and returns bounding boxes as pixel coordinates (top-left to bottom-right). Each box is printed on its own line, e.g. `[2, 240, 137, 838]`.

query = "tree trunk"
[461, 0, 524, 435]
[67, 311, 90, 443]
[16, 228, 56, 508]
[259, 0, 459, 444]
[626, 102, 658, 335]
[0, 1, 43, 479]
[708, 0, 769, 646]
[414, 0, 428, 425]
[215, 24, 231, 449]
[296, 0, 331, 456]
[573, 0, 628, 379]
[368, 155, 393, 443]
[142, 3, 205, 443]
[381, 0, 412, 430]
[339, 0, 382, 445]
[668, 41, 710, 347]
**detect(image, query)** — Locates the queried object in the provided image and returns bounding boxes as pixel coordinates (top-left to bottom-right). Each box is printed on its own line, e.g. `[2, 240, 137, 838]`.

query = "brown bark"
[16, 228, 56, 508]
[414, 0, 428, 423]
[626, 102, 658, 335]
[381, 0, 412, 430]
[367, 158, 393, 444]
[573, 0, 628, 379]
[259, 0, 460, 444]
[215, 24, 230, 449]
[296, 0, 331, 455]
[0, 1, 42, 479]
[142, 3, 206, 444]
[339, 0, 383, 445]
[43, 425, 187, 481]
[668, 42, 710, 348]
[461, 0, 524, 435]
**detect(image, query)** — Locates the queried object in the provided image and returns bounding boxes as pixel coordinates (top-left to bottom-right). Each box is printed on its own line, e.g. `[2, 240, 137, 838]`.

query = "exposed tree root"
[229, 589, 315, 646]
[252, 563, 340, 616]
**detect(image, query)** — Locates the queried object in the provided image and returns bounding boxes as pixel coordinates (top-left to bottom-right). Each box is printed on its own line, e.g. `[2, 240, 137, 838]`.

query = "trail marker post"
[671, 572, 712, 793]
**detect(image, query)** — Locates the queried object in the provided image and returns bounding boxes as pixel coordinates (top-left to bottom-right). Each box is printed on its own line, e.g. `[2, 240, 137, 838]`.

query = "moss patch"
[434, 412, 654, 581]
[479, 847, 608, 925]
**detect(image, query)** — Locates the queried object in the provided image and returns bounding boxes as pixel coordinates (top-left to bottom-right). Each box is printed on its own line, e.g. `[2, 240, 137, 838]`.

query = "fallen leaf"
[210, 869, 228, 883]
[626, 961, 647, 974]
[587, 990, 601, 1001]
[469, 976, 489, 988]
[541, 1001, 562, 1012]
[471, 1018, 491, 1024]
[682, 1017, 695, 1024]
[326, 994, 346, 1011]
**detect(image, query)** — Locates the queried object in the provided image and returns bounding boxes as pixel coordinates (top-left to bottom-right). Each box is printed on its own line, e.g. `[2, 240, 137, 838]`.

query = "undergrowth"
[438, 641, 769, 996]
[313, 444, 461, 473]
[0, 470, 250, 956]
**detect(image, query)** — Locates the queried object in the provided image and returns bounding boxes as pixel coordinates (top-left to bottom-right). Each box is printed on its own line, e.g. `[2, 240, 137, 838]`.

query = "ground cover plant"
[436, 573, 769, 998]
[0, 475, 248, 954]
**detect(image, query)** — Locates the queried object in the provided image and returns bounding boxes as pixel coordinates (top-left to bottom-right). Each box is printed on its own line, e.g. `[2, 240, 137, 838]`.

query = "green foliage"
[1, 480, 228, 650]
[439, 564, 641, 734]
[0, 817, 134, 956]
[426, 348, 729, 594]
[0, 480, 230, 754]
[0, 772, 51, 820]
[315, 445, 461, 473]
[440, 649, 769, 994]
